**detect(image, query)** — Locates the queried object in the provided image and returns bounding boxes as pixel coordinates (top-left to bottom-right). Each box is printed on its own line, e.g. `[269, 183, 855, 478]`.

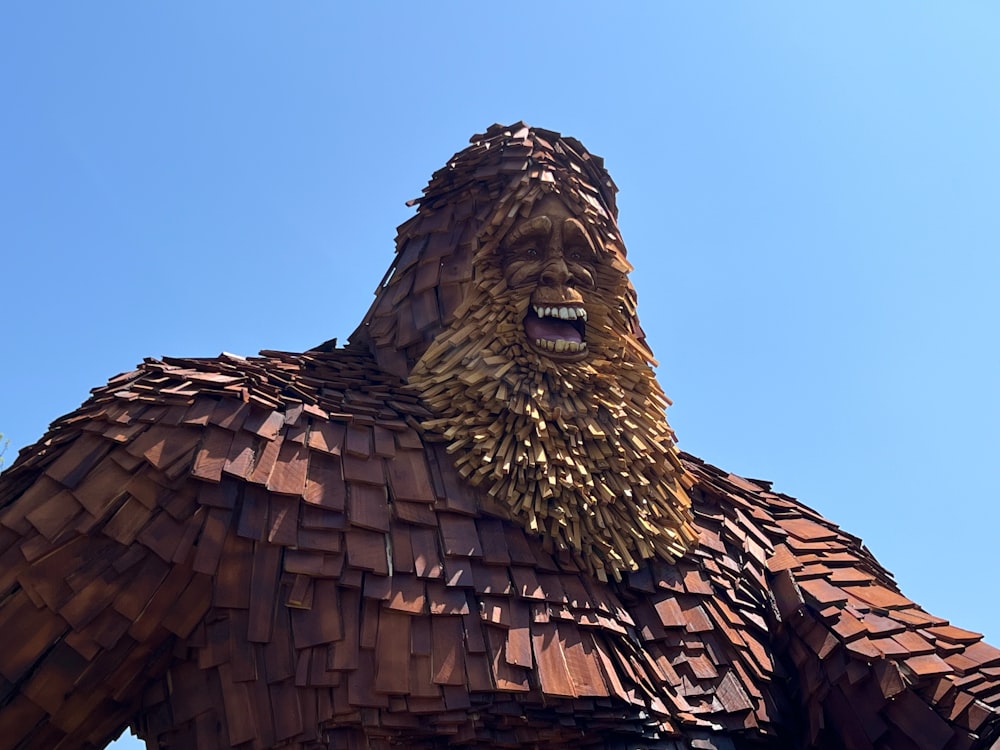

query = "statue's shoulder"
[681, 453, 1000, 748]
[0, 344, 439, 747]
[3, 344, 428, 487]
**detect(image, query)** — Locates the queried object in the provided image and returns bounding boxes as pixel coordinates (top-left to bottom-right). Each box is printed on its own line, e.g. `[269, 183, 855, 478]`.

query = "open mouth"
[524, 304, 588, 356]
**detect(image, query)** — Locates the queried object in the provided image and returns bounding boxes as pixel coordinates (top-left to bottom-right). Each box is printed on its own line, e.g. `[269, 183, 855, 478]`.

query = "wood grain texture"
[1, 347, 998, 749]
[1, 123, 999, 749]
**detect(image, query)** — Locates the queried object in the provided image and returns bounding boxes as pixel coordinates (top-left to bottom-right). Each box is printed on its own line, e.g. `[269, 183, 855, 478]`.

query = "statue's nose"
[541, 255, 573, 286]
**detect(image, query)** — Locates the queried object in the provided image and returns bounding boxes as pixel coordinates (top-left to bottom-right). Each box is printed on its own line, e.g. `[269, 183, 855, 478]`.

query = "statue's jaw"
[524, 304, 588, 359]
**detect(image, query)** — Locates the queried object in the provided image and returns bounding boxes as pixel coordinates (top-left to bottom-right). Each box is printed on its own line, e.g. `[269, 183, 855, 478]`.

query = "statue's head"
[351, 122, 645, 377]
[352, 123, 699, 578]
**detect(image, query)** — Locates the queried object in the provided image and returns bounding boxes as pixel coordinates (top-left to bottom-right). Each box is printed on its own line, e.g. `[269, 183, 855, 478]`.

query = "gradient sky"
[2, 5, 998, 747]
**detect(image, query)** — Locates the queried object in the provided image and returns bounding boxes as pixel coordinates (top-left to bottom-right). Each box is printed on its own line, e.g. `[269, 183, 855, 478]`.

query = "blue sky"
[2, 5, 998, 746]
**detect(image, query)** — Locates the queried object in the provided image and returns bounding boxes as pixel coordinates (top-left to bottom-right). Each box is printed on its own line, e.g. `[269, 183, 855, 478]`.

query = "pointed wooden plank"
[348, 483, 390, 532]
[191, 426, 235, 482]
[347, 649, 389, 708]
[303, 451, 346, 510]
[70, 458, 131, 518]
[884, 688, 954, 750]
[654, 595, 687, 629]
[23, 485, 82, 541]
[389, 525, 415, 575]
[267, 494, 299, 546]
[385, 448, 437, 503]
[430, 615, 466, 686]
[345, 527, 389, 575]
[307, 420, 345, 456]
[137, 513, 184, 562]
[290, 579, 342, 648]
[111, 553, 170, 621]
[411, 526, 444, 579]
[208, 398, 251, 431]
[222, 429, 257, 479]
[438, 513, 482, 557]
[270, 680, 305, 741]
[0, 590, 70, 683]
[102, 495, 154, 546]
[372, 426, 396, 458]
[266, 441, 310, 497]
[562, 624, 609, 697]
[247, 434, 283, 486]
[237, 484, 268, 541]
[243, 409, 285, 441]
[296, 528, 342, 553]
[263, 610, 296, 684]
[904, 653, 953, 678]
[476, 517, 512, 566]
[192, 507, 232, 575]
[392, 498, 438, 527]
[213, 534, 253, 609]
[531, 622, 576, 698]
[342, 453, 385, 487]
[217, 663, 257, 746]
[247, 541, 282, 642]
[504, 601, 533, 669]
[127, 562, 196, 642]
[374, 609, 412, 694]
[345, 426, 372, 458]
[44, 434, 113, 489]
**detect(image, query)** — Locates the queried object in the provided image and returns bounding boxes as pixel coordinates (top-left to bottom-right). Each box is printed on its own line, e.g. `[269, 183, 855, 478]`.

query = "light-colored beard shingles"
[411, 247, 700, 581]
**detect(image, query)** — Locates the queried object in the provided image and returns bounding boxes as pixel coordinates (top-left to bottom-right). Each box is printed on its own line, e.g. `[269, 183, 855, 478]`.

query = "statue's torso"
[117, 352, 794, 749]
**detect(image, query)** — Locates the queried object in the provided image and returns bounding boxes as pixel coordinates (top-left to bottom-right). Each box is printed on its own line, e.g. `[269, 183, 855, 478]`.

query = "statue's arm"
[684, 458, 1000, 749]
[765, 512, 1000, 749]
[0, 382, 219, 749]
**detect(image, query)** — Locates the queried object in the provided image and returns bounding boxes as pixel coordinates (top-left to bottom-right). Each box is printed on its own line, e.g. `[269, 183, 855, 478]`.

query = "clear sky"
[2, 5, 998, 747]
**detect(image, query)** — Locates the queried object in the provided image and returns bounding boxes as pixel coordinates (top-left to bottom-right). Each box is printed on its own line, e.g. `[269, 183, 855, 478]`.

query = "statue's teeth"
[535, 339, 587, 353]
[533, 305, 587, 321]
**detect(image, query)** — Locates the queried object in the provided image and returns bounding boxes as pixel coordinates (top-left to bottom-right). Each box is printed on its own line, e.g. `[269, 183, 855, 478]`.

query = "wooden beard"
[410, 228, 700, 580]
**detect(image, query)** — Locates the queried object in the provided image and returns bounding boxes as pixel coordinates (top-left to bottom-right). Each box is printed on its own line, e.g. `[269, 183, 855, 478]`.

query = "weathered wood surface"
[2, 122, 1000, 749]
[1, 348, 999, 749]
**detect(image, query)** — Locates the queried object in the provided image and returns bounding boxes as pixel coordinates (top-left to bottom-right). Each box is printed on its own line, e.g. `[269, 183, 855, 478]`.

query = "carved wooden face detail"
[502, 195, 599, 361]
[409, 186, 699, 579]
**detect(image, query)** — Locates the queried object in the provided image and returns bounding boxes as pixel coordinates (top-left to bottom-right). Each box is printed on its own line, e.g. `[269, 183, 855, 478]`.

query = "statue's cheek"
[505, 261, 538, 288]
[570, 264, 597, 289]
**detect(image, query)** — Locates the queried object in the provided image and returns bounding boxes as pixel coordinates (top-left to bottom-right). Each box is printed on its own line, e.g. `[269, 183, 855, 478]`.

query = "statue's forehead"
[505, 191, 629, 271]
[527, 192, 574, 214]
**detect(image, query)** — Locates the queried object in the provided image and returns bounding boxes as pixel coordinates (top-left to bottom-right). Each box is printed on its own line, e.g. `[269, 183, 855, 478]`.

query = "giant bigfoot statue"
[1, 124, 999, 750]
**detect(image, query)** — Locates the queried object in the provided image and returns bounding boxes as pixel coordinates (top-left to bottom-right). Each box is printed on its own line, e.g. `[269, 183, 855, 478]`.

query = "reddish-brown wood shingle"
[2, 122, 1000, 750]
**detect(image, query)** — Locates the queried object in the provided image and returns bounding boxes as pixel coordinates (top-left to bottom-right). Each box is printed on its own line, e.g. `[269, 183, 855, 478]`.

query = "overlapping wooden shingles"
[420, 453, 790, 743]
[682, 454, 1000, 749]
[73, 351, 386, 747]
[0, 357, 254, 748]
[167, 348, 463, 749]
[424, 438, 667, 745]
[600, 466, 796, 744]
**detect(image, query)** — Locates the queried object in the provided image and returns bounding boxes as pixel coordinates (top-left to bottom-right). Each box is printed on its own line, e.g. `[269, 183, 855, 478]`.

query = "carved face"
[502, 195, 599, 361]
[410, 186, 699, 579]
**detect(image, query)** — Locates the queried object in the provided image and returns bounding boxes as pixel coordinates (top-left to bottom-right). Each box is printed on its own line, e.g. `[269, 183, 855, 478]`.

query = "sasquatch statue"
[1, 124, 999, 750]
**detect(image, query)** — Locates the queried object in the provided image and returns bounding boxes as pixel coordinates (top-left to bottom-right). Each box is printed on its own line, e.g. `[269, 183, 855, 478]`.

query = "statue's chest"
[145, 427, 784, 748]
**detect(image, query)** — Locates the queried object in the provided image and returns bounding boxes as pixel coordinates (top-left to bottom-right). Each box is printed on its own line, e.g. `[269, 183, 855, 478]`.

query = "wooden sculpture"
[1, 123, 999, 750]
